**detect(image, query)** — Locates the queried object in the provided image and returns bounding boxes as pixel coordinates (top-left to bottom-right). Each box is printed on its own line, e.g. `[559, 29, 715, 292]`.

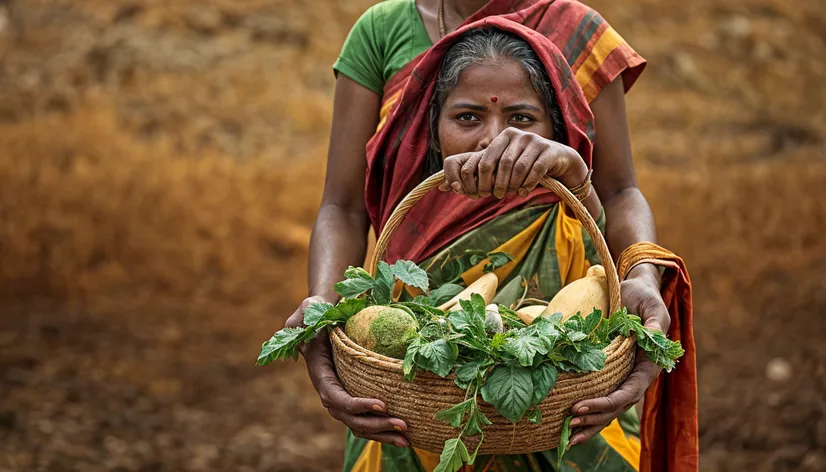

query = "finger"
[443, 153, 473, 194]
[459, 152, 483, 198]
[492, 138, 524, 199]
[570, 424, 608, 447]
[507, 141, 540, 195]
[350, 430, 410, 448]
[571, 387, 635, 416]
[521, 148, 553, 194]
[309, 349, 395, 418]
[572, 358, 661, 418]
[286, 296, 326, 329]
[569, 410, 621, 428]
[634, 293, 670, 333]
[643, 301, 671, 333]
[477, 132, 512, 196]
[571, 364, 655, 415]
[327, 408, 408, 436]
[284, 309, 305, 329]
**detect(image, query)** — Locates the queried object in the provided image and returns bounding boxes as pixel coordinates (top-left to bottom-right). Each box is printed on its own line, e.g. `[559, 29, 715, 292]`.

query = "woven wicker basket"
[330, 171, 636, 455]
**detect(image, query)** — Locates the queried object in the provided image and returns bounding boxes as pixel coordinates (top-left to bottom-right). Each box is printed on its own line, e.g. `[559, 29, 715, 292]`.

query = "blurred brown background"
[0, 0, 824, 471]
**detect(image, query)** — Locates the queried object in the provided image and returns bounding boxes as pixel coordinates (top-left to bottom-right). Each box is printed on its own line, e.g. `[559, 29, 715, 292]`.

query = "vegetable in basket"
[257, 259, 685, 472]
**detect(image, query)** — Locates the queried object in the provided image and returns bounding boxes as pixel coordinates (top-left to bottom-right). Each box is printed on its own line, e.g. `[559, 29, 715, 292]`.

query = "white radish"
[485, 304, 504, 334]
[437, 272, 499, 312]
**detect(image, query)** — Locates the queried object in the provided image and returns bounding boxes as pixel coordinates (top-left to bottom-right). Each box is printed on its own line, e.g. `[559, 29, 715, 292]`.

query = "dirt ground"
[1, 0, 825, 471]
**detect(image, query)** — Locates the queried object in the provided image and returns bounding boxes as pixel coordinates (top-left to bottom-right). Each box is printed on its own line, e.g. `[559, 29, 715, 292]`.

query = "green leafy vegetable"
[257, 327, 308, 364]
[433, 438, 470, 472]
[464, 404, 491, 437]
[582, 308, 603, 335]
[434, 399, 474, 428]
[403, 337, 425, 381]
[392, 260, 431, 291]
[372, 261, 395, 305]
[505, 333, 551, 367]
[531, 363, 558, 406]
[480, 365, 533, 423]
[334, 277, 375, 299]
[415, 339, 458, 378]
[562, 344, 607, 372]
[302, 302, 333, 326]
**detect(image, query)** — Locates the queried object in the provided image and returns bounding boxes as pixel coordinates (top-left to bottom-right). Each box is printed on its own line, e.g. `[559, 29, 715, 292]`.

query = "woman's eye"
[511, 114, 534, 123]
[456, 113, 479, 122]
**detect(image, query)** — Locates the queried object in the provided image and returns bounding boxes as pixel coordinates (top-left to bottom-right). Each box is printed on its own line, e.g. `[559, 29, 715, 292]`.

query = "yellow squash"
[542, 265, 609, 321]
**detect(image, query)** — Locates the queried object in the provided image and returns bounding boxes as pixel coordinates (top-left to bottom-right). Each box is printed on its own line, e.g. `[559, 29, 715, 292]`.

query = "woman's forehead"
[447, 59, 542, 103]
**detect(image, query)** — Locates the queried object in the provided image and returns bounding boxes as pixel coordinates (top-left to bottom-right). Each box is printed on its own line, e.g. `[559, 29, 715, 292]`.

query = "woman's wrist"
[626, 262, 662, 290]
[558, 150, 589, 189]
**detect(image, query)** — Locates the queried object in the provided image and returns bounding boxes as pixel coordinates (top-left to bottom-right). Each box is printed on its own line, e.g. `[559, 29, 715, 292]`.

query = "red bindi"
[490, 96, 498, 103]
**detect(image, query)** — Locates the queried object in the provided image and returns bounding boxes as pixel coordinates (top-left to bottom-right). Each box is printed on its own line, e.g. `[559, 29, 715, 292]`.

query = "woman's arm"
[284, 75, 411, 447]
[591, 78, 663, 290]
[308, 75, 376, 302]
[568, 77, 672, 445]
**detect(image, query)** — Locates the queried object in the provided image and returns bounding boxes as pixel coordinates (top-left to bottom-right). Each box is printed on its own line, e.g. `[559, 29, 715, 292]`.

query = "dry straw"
[330, 171, 636, 454]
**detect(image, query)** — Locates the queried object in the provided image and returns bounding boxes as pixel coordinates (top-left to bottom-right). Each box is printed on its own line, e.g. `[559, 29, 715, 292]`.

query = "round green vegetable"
[345, 306, 418, 359]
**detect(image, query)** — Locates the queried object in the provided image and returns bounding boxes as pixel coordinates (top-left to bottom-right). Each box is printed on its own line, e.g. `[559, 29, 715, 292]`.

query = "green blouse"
[333, 0, 434, 94]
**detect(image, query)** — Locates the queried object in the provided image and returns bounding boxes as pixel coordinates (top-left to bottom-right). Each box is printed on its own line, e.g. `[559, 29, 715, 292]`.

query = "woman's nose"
[478, 122, 505, 151]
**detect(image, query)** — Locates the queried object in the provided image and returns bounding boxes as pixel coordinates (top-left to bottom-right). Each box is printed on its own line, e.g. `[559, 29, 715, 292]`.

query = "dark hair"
[426, 28, 567, 173]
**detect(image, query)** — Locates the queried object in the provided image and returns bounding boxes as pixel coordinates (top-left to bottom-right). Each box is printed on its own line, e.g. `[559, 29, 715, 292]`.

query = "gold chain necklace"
[438, 0, 447, 38]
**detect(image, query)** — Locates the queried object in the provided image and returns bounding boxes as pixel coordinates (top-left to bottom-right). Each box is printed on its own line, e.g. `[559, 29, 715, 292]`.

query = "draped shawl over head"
[364, 16, 595, 264]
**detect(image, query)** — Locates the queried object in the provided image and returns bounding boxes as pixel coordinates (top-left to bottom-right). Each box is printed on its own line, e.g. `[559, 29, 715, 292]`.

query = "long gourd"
[542, 265, 609, 321]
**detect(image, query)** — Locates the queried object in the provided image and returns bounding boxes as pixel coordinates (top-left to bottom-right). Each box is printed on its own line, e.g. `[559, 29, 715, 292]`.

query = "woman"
[286, 3, 698, 472]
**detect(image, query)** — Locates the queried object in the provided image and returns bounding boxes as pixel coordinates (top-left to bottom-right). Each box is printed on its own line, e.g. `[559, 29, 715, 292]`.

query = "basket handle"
[369, 170, 622, 316]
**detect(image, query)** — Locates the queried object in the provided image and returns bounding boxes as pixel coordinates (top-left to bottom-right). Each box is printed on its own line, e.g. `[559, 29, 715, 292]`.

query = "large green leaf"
[415, 339, 458, 378]
[256, 327, 308, 365]
[433, 438, 470, 472]
[326, 298, 365, 323]
[454, 359, 488, 390]
[563, 344, 606, 372]
[402, 337, 425, 381]
[391, 260, 430, 291]
[372, 261, 394, 305]
[448, 310, 486, 337]
[333, 278, 374, 299]
[505, 334, 550, 367]
[480, 365, 533, 423]
[582, 308, 603, 334]
[302, 302, 334, 327]
[531, 363, 558, 406]
[458, 293, 487, 319]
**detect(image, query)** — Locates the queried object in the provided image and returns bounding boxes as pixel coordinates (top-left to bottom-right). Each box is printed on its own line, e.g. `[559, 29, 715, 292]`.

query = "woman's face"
[437, 58, 555, 158]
